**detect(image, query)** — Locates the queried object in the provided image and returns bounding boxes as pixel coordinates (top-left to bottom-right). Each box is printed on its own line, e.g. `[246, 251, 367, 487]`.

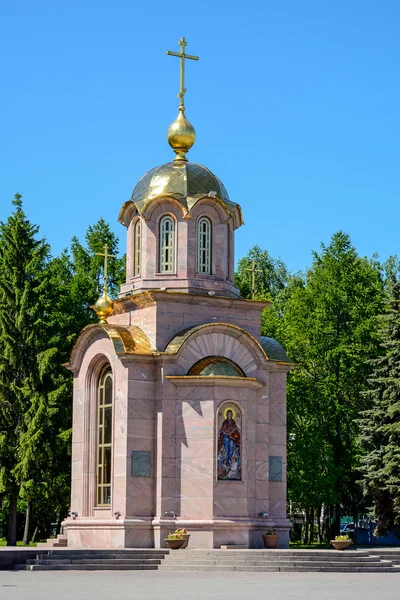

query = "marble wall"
[64, 299, 291, 549]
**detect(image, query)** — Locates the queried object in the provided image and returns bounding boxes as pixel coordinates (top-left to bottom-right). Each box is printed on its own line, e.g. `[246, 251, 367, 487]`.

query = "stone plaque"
[131, 451, 151, 478]
[269, 456, 282, 482]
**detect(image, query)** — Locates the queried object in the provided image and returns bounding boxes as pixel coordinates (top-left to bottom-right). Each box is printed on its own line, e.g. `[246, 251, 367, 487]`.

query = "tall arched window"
[197, 217, 212, 274]
[133, 218, 141, 277]
[159, 215, 175, 273]
[96, 366, 113, 506]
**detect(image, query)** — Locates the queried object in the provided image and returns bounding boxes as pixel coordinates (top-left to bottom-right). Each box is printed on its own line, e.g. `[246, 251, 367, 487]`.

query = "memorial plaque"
[269, 456, 282, 482]
[131, 451, 151, 477]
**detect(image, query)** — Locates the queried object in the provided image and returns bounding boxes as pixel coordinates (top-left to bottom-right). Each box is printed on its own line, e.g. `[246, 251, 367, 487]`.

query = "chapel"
[63, 38, 293, 549]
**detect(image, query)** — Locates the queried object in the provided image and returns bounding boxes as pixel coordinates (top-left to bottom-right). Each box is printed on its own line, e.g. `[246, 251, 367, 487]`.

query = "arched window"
[159, 215, 175, 273]
[96, 366, 113, 506]
[188, 356, 245, 377]
[197, 217, 212, 274]
[133, 218, 141, 277]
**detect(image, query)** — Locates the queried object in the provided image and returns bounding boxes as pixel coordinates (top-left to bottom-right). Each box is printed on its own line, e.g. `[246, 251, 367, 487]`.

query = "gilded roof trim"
[163, 322, 268, 362]
[163, 323, 292, 365]
[65, 323, 152, 372]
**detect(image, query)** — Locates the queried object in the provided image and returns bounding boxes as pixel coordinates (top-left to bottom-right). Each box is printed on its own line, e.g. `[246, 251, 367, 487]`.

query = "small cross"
[245, 260, 263, 300]
[166, 37, 199, 111]
[96, 244, 116, 293]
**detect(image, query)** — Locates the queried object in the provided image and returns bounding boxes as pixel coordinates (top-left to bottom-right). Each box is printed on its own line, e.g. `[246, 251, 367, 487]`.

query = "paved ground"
[1, 570, 400, 600]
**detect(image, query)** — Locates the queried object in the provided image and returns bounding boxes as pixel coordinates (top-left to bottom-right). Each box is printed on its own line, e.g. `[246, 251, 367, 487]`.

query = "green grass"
[289, 542, 333, 549]
[0, 539, 40, 547]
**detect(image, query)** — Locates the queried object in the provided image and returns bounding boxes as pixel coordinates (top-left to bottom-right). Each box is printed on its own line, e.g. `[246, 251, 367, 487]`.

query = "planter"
[165, 538, 185, 550]
[262, 534, 279, 549]
[331, 540, 352, 551]
[180, 534, 190, 549]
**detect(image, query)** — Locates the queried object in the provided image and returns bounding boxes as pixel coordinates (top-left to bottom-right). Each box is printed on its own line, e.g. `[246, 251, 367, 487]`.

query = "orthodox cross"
[166, 37, 199, 111]
[96, 244, 116, 293]
[245, 260, 263, 300]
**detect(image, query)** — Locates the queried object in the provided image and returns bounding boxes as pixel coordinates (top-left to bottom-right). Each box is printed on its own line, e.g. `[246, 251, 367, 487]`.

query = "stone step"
[41, 553, 166, 560]
[370, 554, 400, 560]
[158, 564, 400, 573]
[14, 564, 159, 571]
[36, 534, 68, 549]
[163, 556, 380, 563]
[161, 560, 389, 568]
[26, 558, 163, 566]
[158, 550, 369, 557]
[45, 550, 167, 555]
[369, 550, 400, 554]
[36, 542, 67, 549]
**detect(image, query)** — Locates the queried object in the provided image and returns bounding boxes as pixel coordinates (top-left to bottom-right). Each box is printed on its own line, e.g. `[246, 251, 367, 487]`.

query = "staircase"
[36, 534, 68, 549]
[368, 549, 400, 565]
[14, 549, 168, 571]
[159, 549, 400, 573]
[13, 547, 400, 572]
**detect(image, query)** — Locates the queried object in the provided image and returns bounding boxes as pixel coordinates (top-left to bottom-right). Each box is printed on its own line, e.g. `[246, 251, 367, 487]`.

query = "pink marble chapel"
[63, 38, 293, 549]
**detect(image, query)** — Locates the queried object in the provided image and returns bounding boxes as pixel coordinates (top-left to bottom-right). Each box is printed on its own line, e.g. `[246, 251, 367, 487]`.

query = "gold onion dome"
[91, 289, 114, 324]
[167, 109, 196, 162]
[119, 38, 244, 229]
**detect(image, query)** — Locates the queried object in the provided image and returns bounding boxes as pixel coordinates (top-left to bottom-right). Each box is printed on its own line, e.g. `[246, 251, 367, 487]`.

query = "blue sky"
[1, 0, 399, 272]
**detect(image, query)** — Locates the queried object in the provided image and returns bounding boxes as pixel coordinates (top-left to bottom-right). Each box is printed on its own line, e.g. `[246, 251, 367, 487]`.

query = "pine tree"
[358, 277, 400, 534]
[0, 194, 75, 544]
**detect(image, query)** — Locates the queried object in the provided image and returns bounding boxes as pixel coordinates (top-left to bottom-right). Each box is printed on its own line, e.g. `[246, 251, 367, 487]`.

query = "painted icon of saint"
[217, 407, 241, 480]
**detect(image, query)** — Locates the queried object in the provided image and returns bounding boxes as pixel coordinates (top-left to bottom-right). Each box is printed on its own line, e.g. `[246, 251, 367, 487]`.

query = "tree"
[0, 203, 127, 543]
[0, 194, 64, 545]
[283, 232, 384, 538]
[235, 245, 288, 301]
[358, 276, 400, 534]
[67, 218, 125, 332]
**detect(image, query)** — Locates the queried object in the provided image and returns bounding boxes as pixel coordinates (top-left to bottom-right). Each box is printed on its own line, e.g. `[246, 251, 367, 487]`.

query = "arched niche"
[217, 402, 242, 481]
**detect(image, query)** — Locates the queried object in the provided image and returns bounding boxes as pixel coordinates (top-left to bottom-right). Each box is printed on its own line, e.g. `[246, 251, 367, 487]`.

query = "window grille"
[197, 217, 211, 274]
[96, 367, 113, 506]
[159, 216, 175, 272]
[133, 219, 141, 277]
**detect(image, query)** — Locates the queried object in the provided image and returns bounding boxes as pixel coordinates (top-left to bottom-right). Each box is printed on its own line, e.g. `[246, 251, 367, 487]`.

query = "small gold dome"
[91, 290, 114, 323]
[167, 109, 196, 162]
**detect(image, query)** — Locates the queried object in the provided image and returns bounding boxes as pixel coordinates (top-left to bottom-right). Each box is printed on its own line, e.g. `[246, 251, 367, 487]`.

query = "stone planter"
[331, 540, 352, 551]
[180, 534, 190, 549]
[165, 538, 185, 550]
[262, 534, 279, 549]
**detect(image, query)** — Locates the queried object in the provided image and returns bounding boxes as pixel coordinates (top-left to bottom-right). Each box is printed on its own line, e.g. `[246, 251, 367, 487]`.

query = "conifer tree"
[0, 194, 75, 544]
[0, 194, 54, 544]
[67, 218, 125, 332]
[358, 277, 400, 534]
